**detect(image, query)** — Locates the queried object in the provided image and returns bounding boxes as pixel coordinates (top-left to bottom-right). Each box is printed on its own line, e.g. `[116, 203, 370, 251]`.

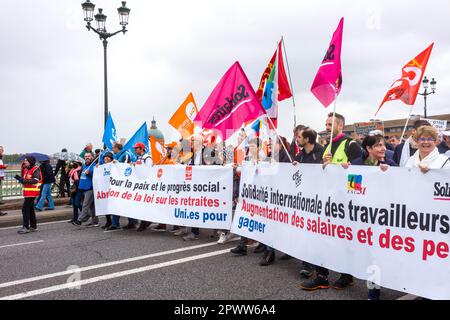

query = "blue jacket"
[78, 164, 94, 191]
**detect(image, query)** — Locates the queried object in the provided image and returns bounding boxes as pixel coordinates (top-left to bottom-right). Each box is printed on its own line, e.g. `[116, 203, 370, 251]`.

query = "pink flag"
[311, 18, 344, 108]
[194, 61, 266, 140]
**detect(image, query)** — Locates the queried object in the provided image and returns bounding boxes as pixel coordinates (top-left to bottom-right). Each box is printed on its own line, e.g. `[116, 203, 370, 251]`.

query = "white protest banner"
[94, 163, 233, 230]
[231, 163, 450, 299]
[421, 118, 448, 132]
[92, 162, 112, 216]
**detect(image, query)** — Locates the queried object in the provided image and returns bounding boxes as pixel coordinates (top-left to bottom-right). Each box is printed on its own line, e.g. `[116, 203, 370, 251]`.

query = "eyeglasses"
[417, 137, 435, 142]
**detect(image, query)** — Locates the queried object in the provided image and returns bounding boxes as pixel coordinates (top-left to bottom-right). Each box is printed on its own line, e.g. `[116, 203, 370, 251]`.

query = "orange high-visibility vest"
[22, 166, 42, 198]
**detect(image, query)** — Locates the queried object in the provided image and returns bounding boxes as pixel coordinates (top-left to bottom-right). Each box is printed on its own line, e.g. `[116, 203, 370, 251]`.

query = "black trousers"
[22, 197, 37, 229]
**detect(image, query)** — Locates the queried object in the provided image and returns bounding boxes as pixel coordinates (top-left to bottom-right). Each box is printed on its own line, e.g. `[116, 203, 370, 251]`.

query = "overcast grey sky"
[1, 0, 450, 154]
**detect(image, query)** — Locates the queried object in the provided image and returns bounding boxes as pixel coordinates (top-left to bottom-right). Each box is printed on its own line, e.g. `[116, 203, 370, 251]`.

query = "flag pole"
[267, 116, 293, 163]
[328, 84, 339, 153]
[281, 37, 297, 129]
[400, 105, 414, 143]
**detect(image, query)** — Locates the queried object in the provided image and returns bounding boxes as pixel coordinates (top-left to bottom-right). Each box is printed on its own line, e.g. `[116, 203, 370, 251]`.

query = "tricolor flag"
[311, 18, 344, 108]
[375, 43, 434, 115]
[194, 61, 266, 140]
[257, 39, 293, 128]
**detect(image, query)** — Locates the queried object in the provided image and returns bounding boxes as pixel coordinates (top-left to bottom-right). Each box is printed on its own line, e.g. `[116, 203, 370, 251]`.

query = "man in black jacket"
[35, 160, 56, 211]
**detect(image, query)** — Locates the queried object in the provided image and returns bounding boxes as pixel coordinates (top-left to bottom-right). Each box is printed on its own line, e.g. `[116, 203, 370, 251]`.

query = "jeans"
[72, 190, 83, 222]
[22, 197, 37, 229]
[35, 183, 55, 210]
[111, 215, 136, 228]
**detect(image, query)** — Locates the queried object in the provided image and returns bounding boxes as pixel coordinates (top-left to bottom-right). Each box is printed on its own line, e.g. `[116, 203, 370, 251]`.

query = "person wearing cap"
[438, 131, 450, 155]
[134, 142, 152, 166]
[133, 142, 153, 232]
[14, 156, 42, 234]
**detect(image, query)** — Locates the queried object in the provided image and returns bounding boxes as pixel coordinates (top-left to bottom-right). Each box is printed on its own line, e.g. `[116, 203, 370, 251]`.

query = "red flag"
[376, 43, 434, 115]
[311, 18, 344, 108]
[256, 39, 293, 102]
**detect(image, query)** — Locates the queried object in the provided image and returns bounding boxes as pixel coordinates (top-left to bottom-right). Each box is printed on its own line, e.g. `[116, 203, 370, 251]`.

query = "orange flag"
[376, 43, 434, 115]
[150, 136, 166, 165]
[169, 93, 198, 139]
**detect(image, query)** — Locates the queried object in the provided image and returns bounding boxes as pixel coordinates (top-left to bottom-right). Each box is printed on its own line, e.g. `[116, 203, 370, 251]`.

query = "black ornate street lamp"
[418, 76, 437, 118]
[81, 1, 130, 127]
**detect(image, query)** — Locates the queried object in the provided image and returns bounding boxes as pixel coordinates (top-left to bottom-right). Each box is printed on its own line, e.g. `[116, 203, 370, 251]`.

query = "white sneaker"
[217, 232, 232, 244]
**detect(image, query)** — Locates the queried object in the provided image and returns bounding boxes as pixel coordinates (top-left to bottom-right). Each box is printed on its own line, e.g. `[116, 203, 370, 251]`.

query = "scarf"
[69, 167, 81, 182]
[408, 148, 449, 169]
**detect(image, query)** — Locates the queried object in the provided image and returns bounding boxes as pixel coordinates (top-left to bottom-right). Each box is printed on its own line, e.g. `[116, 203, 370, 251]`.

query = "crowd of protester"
[2, 113, 450, 300]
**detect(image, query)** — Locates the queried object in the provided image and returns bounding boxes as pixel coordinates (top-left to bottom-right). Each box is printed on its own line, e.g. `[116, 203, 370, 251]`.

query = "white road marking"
[0, 240, 237, 289]
[397, 294, 418, 300]
[0, 240, 44, 249]
[0, 221, 66, 231]
[0, 248, 232, 300]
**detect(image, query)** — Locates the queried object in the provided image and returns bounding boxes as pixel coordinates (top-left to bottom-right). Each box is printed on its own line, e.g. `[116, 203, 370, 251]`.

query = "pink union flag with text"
[311, 18, 344, 108]
[194, 61, 266, 140]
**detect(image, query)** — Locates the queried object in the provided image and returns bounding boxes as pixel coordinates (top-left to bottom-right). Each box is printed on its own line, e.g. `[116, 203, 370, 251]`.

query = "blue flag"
[102, 112, 118, 150]
[123, 122, 149, 162]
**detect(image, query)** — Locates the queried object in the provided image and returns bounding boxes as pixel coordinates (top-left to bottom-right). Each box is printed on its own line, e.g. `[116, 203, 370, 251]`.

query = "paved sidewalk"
[0, 205, 73, 228]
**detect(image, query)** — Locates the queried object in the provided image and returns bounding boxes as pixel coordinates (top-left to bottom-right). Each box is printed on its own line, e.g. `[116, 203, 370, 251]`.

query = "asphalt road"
[0, 217, 408, 300]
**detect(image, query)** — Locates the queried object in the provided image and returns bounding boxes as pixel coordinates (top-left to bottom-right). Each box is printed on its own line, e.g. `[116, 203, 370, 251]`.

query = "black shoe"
[72, 221, 82, 226]
[137, 221, 151, 232]
[0, 211, 7, 216]
[280, 254, 292, 261]
[106, 226, 120, 231]
[332, 274, 354, 290]
[101, 223, 111, 230]
[122, 224, 136, 230]
[300, 262, 314, 278]
[259, 251, 275, 266]
[137, 225, 148, 232]
[254, 243, 266, 254]
[300, 276, 330, 291]
[230, 246, 247, 256]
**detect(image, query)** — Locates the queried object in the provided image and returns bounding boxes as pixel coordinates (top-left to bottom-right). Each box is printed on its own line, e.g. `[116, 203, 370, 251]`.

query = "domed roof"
[148, 117, 165, 143]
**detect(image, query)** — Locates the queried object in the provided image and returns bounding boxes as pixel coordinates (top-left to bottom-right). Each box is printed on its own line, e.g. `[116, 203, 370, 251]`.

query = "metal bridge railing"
[1, 170, 63, 201]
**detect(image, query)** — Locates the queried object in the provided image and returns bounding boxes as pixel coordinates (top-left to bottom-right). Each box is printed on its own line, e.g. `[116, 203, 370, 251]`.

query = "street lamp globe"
[81, 0, 96, 22]
[117, 1, 131, 28]
[422, 76, 429, 90]
[430, 78, 437, 93]
[94, 8, 107, 32]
